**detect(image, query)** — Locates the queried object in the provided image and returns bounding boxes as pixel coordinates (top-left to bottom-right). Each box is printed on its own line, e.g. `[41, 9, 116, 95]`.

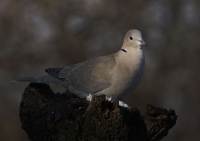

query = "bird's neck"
[116, 46, 144, 71]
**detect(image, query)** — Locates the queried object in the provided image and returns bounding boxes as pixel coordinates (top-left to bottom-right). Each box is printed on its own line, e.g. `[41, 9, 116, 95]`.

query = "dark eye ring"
[130, 37, 133, 40]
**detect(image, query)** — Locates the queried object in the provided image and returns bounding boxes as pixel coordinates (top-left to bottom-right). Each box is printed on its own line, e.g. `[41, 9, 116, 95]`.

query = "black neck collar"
[121, 48, 127, 53]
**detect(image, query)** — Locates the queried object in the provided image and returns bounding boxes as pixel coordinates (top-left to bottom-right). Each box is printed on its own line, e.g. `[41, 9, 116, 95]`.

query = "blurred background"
[0, 0, 200, 140]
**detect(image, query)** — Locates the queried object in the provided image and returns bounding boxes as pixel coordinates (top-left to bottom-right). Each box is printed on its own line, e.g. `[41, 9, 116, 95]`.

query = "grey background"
[0, 0, 200, 140]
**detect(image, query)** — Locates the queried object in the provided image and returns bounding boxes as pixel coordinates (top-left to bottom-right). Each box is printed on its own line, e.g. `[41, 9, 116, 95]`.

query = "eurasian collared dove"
[12, 29, 146, 107]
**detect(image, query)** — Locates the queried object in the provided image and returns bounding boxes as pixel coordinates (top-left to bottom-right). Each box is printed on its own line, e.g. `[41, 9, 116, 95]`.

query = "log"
[19, 83, 177, 141]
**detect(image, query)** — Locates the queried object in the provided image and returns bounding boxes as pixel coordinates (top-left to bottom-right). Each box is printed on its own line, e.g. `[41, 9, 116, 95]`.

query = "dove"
[12, 29, 146, 107]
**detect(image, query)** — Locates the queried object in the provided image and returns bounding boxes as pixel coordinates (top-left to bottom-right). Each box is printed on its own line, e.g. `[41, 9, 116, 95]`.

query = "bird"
[12, 29, 146, 107]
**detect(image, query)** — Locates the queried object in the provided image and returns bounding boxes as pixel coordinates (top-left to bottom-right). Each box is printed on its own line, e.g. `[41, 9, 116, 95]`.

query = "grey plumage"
[12, 29, 146, 101]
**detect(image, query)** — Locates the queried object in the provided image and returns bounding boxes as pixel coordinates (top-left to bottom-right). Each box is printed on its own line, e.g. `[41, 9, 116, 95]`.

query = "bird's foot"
[86, 94, 93, 101]
[87, 95, 129, 108]
[119, 101, 129, 108]
[105, 96, 129, 108]
[105, 96, 114, 102]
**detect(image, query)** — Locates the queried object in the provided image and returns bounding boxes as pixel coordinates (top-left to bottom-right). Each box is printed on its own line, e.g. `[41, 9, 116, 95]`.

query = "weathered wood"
[19, 83, 177, 141]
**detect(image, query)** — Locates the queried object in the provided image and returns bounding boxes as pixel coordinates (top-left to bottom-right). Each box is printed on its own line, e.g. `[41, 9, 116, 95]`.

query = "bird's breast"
[115, 49, 145, 99]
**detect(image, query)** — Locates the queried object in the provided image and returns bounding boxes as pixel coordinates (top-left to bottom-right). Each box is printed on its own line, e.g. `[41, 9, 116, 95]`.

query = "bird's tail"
[11, 75, 68, 88]
[11, 76, 38, 83]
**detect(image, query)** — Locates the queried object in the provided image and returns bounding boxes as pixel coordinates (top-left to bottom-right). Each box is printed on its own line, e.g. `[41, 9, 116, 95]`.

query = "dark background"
[1, 0, 200, 140]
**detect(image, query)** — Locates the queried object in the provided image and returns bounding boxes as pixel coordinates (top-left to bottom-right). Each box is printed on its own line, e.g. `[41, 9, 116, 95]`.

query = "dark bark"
[19, 83, 177, 141]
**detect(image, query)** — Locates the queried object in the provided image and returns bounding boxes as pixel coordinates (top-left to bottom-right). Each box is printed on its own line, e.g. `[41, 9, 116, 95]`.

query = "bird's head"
[122, 29, 146, 49]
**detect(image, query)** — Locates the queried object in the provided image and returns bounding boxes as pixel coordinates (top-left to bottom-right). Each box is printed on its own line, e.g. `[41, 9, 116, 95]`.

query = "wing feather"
[60, 55, 116, 94]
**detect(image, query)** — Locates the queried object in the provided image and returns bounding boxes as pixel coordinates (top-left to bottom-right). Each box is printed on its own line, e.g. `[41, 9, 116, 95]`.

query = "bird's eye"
[130, 37, 133, 40]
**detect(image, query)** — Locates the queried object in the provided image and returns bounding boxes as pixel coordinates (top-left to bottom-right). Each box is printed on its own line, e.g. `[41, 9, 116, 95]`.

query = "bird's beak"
[142, 40, 147, 46]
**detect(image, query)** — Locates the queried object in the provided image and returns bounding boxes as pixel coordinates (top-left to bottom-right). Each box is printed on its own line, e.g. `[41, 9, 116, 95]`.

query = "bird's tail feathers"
[11, 76, 38, 83]
[11, 75, 68, 88]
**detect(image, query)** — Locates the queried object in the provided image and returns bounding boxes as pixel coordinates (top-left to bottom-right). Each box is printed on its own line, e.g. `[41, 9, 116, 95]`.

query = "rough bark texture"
[19, 83, 177, 141]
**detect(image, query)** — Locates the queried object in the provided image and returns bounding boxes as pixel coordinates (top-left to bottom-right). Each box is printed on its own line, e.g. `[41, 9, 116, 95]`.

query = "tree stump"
[19, 83, 177, 141]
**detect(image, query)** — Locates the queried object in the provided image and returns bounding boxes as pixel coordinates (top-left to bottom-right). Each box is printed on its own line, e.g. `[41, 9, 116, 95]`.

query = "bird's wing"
[59, 55, 116, 94]
[45, 63, 81, 79]
[45, 68, 63, 79]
